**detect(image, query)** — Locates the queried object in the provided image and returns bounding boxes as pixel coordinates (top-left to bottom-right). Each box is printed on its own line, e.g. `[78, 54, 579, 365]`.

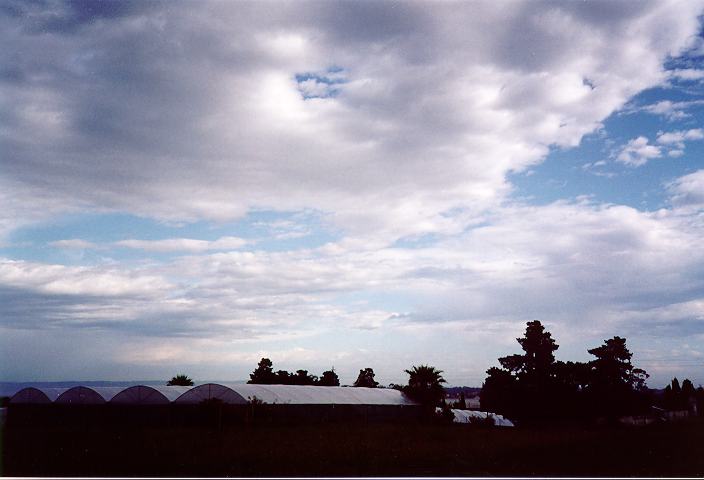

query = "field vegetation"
[3, 418, 703, 476]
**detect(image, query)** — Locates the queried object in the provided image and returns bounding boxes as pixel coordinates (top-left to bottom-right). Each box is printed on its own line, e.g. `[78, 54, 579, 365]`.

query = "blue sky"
[1, 0, 704, 387]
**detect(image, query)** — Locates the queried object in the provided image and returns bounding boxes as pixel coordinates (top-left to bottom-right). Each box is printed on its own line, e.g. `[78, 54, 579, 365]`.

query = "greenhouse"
[9, 383, 417, 406]
[448, 408, 515, 427]
[7, 383, 423, 426]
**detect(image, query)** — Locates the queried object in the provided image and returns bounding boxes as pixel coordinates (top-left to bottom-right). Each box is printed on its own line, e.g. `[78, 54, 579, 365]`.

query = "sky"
[1, 0, 704, 387]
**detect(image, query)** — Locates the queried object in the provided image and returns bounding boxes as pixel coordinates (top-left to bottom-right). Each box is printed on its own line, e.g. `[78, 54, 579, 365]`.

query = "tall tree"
[167, 374, 194, 386]
[318, 368, 340, 386]
[588, 337, 648, 391]
[587, 336, 649, 416]
[353, 368, 379, 388]
[248, 358, 277, 384]
[499, 320, 559, 382]
[482, 321, 585, 422]
[403, 365, 446, 411]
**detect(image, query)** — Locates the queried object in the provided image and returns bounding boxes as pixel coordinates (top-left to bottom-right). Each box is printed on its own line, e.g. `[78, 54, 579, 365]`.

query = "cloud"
[2, 1, 704, 385]
[113, 236, 248, 253]
[669, 68, 704, 81]
[656, 128, 704, 148]
[615, 136, 662, 166]
[50, 239, 99, 250]
[2, 193, 704, 384]
[1, 1, 702, 242]
[0, 259, 172, 298]
[50, 236, 249, 253]
[668, 169, 704, 209]
[629, 99, 704, 121]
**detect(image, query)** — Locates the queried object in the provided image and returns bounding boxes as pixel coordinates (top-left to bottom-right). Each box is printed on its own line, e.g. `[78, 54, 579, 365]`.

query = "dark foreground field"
[3, 418, 704, 476]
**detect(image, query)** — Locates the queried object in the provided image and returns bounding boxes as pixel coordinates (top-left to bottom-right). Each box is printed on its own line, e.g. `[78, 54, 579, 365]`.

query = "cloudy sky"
[2, 0, 704, 387]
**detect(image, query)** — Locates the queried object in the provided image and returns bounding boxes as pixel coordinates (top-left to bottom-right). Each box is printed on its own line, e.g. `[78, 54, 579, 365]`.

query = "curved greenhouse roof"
[10, 383, 417, 406]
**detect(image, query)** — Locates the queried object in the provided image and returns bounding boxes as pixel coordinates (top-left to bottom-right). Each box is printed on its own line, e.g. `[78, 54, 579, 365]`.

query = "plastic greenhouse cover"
[111, 385, 192, 404]
[10, 387, 68, 404]
[55, 386, 107, 404]
[173, 383, 249, 404]
[222, 384, 417, 405]
[9, 383, 418, 406]
[448, 408, 515, 427]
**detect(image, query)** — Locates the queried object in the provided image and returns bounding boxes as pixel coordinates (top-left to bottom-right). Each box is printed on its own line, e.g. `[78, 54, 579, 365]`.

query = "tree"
[588, 337, 648, 391]
[664, 378, 696, 410]
[587, 336, 649, 416]
[248, 358, 278, 384]
[275, 370, 292, 385]
[682, 378, 695, 397]
[499, 320, 559, 383]
[318, 368, 340, 386]
[167, 374, 194, 386]
[293, 369, 318, 385]
[482, 321, 592, 422]
[480, 367, 518, 418]
[403, 365, 446, 412]
[353, 368, 379, 388]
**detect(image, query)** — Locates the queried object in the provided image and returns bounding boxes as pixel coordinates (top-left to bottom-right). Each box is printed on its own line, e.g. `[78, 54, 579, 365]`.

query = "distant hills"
[444, 386, 481, 397]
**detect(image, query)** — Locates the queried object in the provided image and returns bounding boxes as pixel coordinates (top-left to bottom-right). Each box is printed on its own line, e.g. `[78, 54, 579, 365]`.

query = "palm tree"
[167, 374, 194, 386]
[403, 365, 446, 410]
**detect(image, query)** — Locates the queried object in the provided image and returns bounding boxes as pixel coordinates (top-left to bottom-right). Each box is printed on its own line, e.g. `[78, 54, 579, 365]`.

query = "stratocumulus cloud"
[1, 0, 704, 386]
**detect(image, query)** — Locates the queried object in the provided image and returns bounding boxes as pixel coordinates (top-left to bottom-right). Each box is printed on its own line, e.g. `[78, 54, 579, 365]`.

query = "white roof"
[447, 408, 515, 427]
[10, 383, 417, 406]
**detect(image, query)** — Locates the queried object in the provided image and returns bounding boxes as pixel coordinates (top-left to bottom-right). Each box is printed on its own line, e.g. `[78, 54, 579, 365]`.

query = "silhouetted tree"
[318, 368, 340, 386]
[275, 370, 292, 385]
[682, 378, 695, 397]
[587, 336, 649, 417]
[480, 366, 518, 418]
[588, 337, 648, 391]
[553, 360, 591, 392]
[499, 320, 559, 384]
[664, 377, 696, 411]
[482, 321, 564, 422]
[353, 368, 379, 388]
[167, 374, 194, 386]
[403, 365, 446, 413]
[248, 358, 277, 384]
[293, 369, 318, 385]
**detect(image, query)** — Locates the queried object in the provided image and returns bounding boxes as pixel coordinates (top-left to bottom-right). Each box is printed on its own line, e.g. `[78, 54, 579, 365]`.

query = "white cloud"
[49, 236, 249, 253]
[668, 169, 704, 209]
[50, 239, 99, 250]
[633, 99, 704, 121]
[0, 259, 171, 297]
[616, 136, 662, 166]
[2, 2, 704, 385]
[1, 1, 702, 242]
[113, 236, 248, 253]
[2, 194, 704, 384]
[656, 128, 704, 147]
[669, 68, 704, 81]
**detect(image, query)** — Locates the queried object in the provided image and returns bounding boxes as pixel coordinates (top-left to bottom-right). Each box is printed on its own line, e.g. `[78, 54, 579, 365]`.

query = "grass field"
[3, 418, 703, 476]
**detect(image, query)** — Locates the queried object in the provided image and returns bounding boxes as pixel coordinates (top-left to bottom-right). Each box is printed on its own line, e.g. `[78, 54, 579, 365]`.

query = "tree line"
[480, 320, 652, 423]
[166, 320, 702, 424]
[247, 358, 341, 386]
